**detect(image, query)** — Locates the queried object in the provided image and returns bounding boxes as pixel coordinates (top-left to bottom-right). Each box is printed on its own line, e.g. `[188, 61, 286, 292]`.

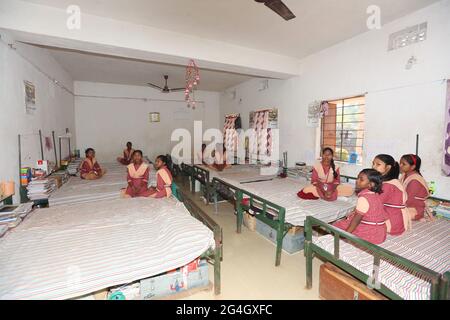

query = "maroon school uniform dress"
[80, 158, 102, 179]
[379, 180, 407, 235]
[333, 189, 388, 245]
[119, 148, 134, 165]
[401, 172, 429, 220]
[125, 162, 151, 197]
[149, 166, 173, 198]
[311, 163, 341, 201]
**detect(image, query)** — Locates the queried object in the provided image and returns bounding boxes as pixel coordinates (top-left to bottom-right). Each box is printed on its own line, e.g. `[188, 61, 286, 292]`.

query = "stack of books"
[434, 202, 450, 219]
[0, 203, 34, 236]
[67, 159, 82, 175]
[26, 178, 57, 201]
[287, 165, 313, 180]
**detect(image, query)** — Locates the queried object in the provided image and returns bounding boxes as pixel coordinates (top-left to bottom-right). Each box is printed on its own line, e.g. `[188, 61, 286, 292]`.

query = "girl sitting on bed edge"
[333, 169, 388, 245]
[298, 147, 353, 201]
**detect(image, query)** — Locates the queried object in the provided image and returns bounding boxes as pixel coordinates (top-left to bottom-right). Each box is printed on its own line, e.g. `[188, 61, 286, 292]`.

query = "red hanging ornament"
[185, 59, 200, 109]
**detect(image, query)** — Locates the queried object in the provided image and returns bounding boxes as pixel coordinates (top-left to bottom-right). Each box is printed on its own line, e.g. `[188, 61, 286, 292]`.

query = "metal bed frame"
[304, 216, 449, 300]
[178, 188, 223, 295]
[181, 162, 291, 266]
[305, 174, 449, 300]
[211, 177, 293, 267]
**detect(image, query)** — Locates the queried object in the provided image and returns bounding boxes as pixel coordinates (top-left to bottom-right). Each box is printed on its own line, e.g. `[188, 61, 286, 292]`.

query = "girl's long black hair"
[401, 154, 422, 176]
[322, 147, 338, 179]
[359, 169, 383, 194]
[375, 154, 400, 182]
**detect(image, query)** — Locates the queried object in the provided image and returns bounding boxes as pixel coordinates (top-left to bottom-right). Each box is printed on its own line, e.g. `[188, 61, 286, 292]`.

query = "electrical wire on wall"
[0, 34, 75, 96]
[1, 34, 208, 106]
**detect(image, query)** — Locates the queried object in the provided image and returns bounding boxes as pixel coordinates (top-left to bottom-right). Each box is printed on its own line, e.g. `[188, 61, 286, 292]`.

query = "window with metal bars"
[321, 95, 365, 164]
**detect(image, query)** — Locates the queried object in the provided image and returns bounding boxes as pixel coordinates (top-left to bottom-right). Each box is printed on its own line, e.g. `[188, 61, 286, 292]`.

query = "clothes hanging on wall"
[223, 114, 239, 157]
[249, 110, 272, 160]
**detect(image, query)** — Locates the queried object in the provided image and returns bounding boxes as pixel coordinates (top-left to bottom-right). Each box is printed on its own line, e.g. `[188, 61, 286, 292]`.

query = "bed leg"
[275, 224, 283, 267]
[214, 190, 218, 214]
[305, 240, 313, 289]
[236, 191, 243, 234]
[204, 183, 210, 205]
[191, 174, 195, 194]
[214, 248, 221, 295]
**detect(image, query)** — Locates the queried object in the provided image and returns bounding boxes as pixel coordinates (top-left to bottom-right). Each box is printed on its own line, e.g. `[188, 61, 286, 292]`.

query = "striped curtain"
[223, 114, 239, 157]
[249, 110, 272, 160]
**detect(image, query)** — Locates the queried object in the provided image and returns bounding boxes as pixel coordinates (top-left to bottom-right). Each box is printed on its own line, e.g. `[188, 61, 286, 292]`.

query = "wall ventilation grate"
[388, 22, 427, 51]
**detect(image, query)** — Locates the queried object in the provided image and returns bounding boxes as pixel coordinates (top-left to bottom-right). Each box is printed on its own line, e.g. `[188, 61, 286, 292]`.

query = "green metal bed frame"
[306, 174, 450, 300]
[180, 162, 291, 266]
[181, 163, 224, 204]
[304, 216, 449, 300]
[211, 177, 293, 267]
[178, 188, 223, 295]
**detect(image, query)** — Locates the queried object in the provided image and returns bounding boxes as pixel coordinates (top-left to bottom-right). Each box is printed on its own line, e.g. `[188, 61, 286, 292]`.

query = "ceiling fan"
[254, 0, 296, 21]
[147, 75, 185, 93]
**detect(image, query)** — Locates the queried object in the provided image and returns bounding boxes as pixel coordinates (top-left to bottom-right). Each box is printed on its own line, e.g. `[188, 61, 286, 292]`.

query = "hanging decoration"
[307, 100, 329, 127]
[184, 60, 200, 109]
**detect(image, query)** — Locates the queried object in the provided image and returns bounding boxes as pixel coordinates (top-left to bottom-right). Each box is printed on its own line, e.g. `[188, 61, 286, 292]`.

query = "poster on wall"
[24, 81, 36, 114]
[443, 79, 450, 177]
[307, 100, 328, 127]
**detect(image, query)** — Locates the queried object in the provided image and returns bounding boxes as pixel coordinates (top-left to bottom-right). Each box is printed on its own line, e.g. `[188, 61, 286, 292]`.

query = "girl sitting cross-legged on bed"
[399, 154, 433, 221]
[333, 169, 388, 245]
[80, 148, 106, 180]
[117, 141, 134, 165]
[298, 147, 353, 201]
[148, 155, 173, 198]
[207, 144, 232, 172]
[124, 150, 152, 198]
[372, 154, 410, 235]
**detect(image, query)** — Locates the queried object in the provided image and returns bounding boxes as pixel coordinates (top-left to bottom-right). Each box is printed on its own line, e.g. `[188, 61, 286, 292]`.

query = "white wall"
[0, 0, 300, 79]
[0, 40, 75, 202]
[221, 1, 450, 198]
[74, 81, 220, 163]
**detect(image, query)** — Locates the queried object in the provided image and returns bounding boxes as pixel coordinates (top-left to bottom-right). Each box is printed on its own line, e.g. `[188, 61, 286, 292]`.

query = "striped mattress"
[49, 163, 156, 206]
[0, 197, 215, 300]
[197, 164, 278, 184]
[230, 177, 357, 227]
[313, 218, 450, 300]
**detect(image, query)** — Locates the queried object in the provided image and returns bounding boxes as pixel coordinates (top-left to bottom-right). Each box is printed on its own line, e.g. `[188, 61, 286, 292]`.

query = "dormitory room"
[0, 0, 449, 305]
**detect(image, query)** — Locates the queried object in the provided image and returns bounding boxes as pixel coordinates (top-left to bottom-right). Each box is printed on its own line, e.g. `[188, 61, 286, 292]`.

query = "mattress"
[196, 164, 278, 184]
[313, 218, 450, 300]
[0, 197, 215, 300]
[49, 163, 157, 206]
[234, 177, 357, 227]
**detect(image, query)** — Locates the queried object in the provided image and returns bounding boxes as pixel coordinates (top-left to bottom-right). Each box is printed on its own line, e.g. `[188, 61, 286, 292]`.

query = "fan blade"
[147, 83, 163, 91]
[169, 88, 186, 92]
[263, 0, 296, 21]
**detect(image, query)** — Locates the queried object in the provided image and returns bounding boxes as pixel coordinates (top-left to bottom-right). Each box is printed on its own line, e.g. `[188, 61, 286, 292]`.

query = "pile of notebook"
[67, 159, 82, 175]
[49, 171, 70, 188]
[26, 178, 57, 201]
[434, 202, 450, 219]
[287, 164, 313, 180]
[0, 202, 34, 237]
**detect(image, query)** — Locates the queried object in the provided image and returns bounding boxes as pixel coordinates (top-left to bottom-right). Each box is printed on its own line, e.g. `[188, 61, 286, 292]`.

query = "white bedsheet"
[232, 177, 357, 226]
[0, 197, 215, 300]
[49, 163, 156, 206]
[197, 164, 278, 184]
[313, 218, 450, 300]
